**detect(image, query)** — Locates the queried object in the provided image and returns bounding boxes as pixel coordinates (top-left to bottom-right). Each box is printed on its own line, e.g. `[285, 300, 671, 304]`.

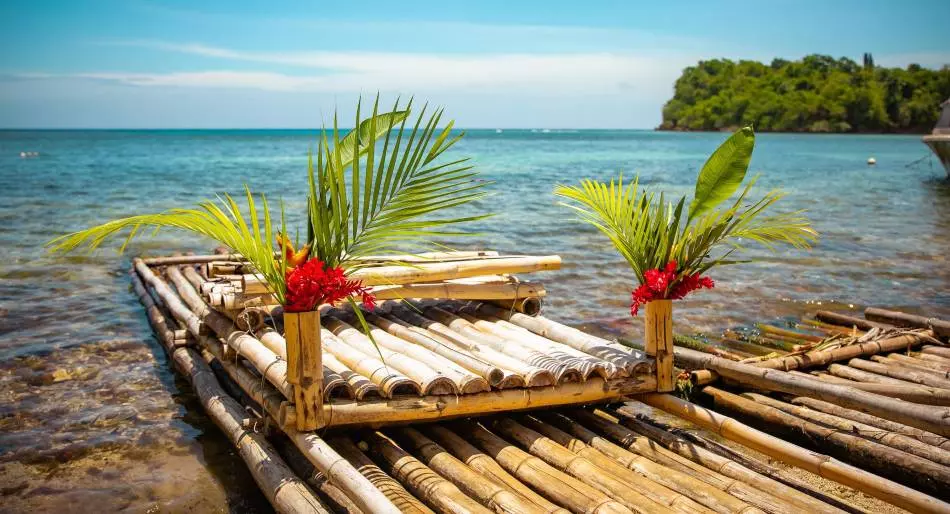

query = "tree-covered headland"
[660, 54, 950, 133]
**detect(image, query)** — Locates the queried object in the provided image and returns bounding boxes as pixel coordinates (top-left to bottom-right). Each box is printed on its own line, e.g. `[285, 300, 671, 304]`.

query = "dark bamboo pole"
[815, 311, 891, 331]
[865, 308, 950, 338]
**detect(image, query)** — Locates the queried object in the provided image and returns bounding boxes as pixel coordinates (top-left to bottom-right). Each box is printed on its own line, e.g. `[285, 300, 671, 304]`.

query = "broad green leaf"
[688, 126, 755, 221]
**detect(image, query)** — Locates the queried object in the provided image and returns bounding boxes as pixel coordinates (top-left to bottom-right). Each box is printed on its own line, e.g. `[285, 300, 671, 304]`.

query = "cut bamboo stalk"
[254, 328, 351, 400]
[327, 356, 381, 400]
[865, 308, 950, 338]
[421, 425, 569, 514]
[645, 300, 675, 392]
[133, 259, 205, 336]
[328, 436, 434, 514]
[242, 255, 561, 293]
[602, 408, 852, 514]
[790, 396, 950, 450]
[320, 329, 421, 398]
[470, 302, 651, 377]
[363, 431, 493, 514]
[673, 347, 950, 436]
[815, 311, 891, 331]
[130, 269, 329, 513]
[360, 310, 507, 387]
[919, 353, 950, 365]
[923, 346, 950, 359]
[705, 386, 950, 499]
[806, 371, 950, 405]
[389, 307, 555, 387]
[491, 417, 687, 514]
[323, 316, 458, 396]
[743, 392, 950, 467]
[490, 297, 543, 316]
[756, 331, 933, 371]
[849, 358, 950, 389]
[321, 376, 656, 428]
[285, 310, 324, 431]
[827, 363, 908, 384]
[422, 306, 580, 383]
[453, 422, 634, 514]
[884, 353, 950, 373]
[871, 355, 950, 380]
[519, 414, 735, 514]
[640, 393, 950, 514]
[289, 430, 401, 514]
[393, 427, 549, 514]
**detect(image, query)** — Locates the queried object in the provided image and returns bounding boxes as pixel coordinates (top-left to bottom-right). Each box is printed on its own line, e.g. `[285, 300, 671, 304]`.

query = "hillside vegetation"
[660, 54, 950, 133]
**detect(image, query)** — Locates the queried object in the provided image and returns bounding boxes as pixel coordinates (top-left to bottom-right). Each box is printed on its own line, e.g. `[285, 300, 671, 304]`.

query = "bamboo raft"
[130, 251, 950, 514]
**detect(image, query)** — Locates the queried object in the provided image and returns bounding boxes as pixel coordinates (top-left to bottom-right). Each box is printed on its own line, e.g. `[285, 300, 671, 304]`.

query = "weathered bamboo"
[490, 297, 543, 316]
[756, 331, 933, 371]
[272, 438, 364, 514]
[373, 280, 546, 301]
[354, 250, 500, 263]
[421, 425, 569, 514]
[422, 306, 580, 383]
[674, 347, 950, 436]
[133, 259, 205, 335]
[923, 345, 950, 359]
[453, 422, 634, 514]
[360, 310, 507, 387]
[705, 387, 950, 499]
[602, 408, 852, 514]
[323, 316, 457, 396]
[143, 253, 246, 266]
[884, 353, 950, 373]
[320, 376, 656, 428]
[805, 371, 950, 405]
[130, 268, 329, 513]
[865, 308, 950, 338]
[320, 329, 421, 398]
[815, 311, 891, 331]
[242, 255, 561, 293]
[393, 427, 548, 514]
[645, 300, 675, 392]
[849, 358, 950, 389]
[331, 311, 490, 394]
[390, 307, 555, 387]
[289, 430, 401, 514]
[757, 324, 824, 343]
[826, 363, 906, 384]
[255, 328, 351, 400]
[469, 302, 651, 376]
[455, 312, 614, 379]
[327, 357, 381, 400]
[919, 352, 950, 365]
[519, 414, 741, 514]
[363, 431, 493, 514]
[790, 396, 950, 450]
[640, 393, 950, 514]
[329, 436, 433, 514]
[743, 392, 950, 467]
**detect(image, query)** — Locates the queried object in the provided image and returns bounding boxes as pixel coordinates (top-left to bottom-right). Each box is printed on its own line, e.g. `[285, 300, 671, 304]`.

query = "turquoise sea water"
[1, 129, 949, 511]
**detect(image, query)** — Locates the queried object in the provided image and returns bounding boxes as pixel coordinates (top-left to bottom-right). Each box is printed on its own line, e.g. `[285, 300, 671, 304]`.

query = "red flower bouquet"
[630, 260, 714, 315]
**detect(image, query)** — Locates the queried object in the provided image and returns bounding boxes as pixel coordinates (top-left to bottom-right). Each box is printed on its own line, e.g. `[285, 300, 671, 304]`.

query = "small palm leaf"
[688, 126, 755, 222]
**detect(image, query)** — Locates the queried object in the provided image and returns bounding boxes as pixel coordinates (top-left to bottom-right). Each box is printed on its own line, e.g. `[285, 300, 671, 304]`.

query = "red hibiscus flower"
[630, 260, 714, 315]
[284, 258, 376, 313]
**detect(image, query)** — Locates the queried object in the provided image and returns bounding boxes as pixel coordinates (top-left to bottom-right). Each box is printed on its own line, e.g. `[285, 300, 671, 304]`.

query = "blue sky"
[1, 0, 948, 128]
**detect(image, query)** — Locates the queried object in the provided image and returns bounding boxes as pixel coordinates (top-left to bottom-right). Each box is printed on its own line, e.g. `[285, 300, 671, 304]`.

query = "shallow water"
[1, 129, 948, 511]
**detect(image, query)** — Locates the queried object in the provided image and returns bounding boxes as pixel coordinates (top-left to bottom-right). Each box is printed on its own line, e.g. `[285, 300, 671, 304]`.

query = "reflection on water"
[0, 129, 948, 511]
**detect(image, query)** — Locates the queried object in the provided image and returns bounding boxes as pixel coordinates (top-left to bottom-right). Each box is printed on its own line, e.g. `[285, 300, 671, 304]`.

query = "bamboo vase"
[284, 310, 325, 430]
[645, 300, 675, 392]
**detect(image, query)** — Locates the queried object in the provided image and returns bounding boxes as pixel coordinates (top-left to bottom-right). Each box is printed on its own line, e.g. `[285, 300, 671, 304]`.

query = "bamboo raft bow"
[129, 252, 950, 514]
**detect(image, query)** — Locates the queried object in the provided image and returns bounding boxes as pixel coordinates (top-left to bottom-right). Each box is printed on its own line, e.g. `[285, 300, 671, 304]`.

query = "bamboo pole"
[320, 376, 656, 428]
[129, 269, 329, 514]
[705, 386, 950, 499]
[756, 324, 824, 343]
[393, 427, 549, 514]
[520, 414, 745, 514]
[640, 393, 950, 514]
[320, 329, 421, 398]
[602, 407, 853, 514]
[421, 425, 569, 514]
[469, 302, 652, 377]
[815, 311, 891, 331]
[826, 363, 908, 384]
[373, 280, 546, 301]
[453, 422, 634, 514]
[849, 358, 950, 389]
[923, 346, 950, 359]
[143, 253, 246, 265]
[673, 347, 950, 436]
[756, 331, 933, 371]
[360, 310, 506, 387]
[254, 328, 352, 400]
[919, 352, 950, 365]
[323, 316, 457, 396]
[645, 300, 675, 392]
[149, 250, 501, 268]
[884, 353, 950, 373]
[805, 371, 950, 405]
[363, 431, 494, 514]
[865, 308, 950, 338]
[328, 436, 433, 514]
[490, 297, 543, 316]
[284, 310, 324, 430]
[331, 311, 490, 394]
[743, 392, 950, 467]
[870, 355, 950, 381]
[242, 255, 561, 293]
[790, 396, 950, 450]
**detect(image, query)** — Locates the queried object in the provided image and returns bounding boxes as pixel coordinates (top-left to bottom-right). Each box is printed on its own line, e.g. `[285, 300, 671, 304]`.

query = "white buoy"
[867, 157, 877, 165]
[20, 152, 26, 158]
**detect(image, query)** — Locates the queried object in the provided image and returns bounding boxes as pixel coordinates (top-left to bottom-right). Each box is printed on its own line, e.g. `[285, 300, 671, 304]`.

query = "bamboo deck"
[129, 251, 950, 514]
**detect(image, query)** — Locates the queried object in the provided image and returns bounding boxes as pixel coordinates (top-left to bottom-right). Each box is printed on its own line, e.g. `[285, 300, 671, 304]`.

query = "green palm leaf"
[688, 126, 755, 222]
